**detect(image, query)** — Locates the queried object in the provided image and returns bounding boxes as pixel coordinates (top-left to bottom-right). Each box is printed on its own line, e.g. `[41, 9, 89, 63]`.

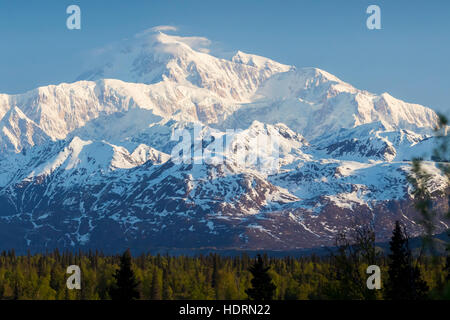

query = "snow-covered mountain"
[222, 68, 438, 139]
[0, 27, 447, 253]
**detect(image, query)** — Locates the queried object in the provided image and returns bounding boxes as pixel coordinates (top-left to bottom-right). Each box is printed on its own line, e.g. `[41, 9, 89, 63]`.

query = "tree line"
[0, 222, 449, 300]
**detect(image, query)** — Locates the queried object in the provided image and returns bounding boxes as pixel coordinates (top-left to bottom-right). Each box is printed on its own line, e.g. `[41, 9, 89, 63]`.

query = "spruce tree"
[162, 268, 173, 300]
[445, 256, 450, 283]
[245, 254, 276, 300]
[110, 249, 140, 300]
[211, 254, 219, 289]
[50, 266, 61, 292]
[151, 268, 162, 300]
[384, 221, 429, 300]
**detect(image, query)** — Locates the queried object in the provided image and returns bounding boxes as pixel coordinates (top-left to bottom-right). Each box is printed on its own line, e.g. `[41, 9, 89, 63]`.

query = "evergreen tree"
[211, 254, 219, 289]
[245, 255, 276, 300]
[445, 256, 450, 283]
[13, 278, 20, 300]
[162, 268, 173, 300]
[151, 268, 162, 300]
[384, 221, 429, 300]
[49, 266, 62, 292]
[109, 249, 140, 300]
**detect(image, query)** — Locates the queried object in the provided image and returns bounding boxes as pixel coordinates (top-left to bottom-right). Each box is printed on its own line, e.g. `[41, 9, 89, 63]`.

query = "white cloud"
[135, 25, 178, 38]
[136, 26, 213, 54]
[150, 25, 178, 32]
[79, 25, 233, 76]
[169, 35, 212, 53]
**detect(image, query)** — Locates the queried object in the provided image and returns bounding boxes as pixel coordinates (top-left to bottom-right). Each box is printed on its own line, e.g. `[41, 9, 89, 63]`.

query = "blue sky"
[0, 0, 449, 114]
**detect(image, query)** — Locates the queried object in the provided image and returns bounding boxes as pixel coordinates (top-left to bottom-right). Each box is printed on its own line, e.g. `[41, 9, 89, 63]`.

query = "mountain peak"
[232, 50, 292, 71]
[300, 67, 344, 83]
[76, 27, 293, 87]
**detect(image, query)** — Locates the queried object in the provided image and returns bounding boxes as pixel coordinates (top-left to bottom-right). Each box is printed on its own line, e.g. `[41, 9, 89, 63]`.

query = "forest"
[0, 221, 449, 300]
